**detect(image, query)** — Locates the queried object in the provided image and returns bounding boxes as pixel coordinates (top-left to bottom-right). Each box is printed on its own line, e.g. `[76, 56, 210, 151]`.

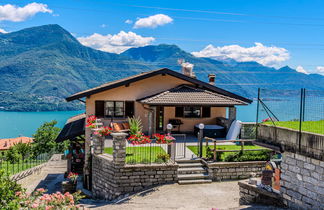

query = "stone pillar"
[111, 133, 127, 167]
[228, 107, 237, 125]
[91, 132, 104, 155]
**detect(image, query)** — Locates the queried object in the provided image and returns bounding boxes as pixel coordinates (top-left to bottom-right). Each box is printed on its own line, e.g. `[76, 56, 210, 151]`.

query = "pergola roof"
[55, 113, 85, 143]
[138, 85, 248, 106]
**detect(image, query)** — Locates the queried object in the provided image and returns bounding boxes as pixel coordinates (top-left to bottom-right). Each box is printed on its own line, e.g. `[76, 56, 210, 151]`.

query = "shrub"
[128, 116, 143, 135]
[156, 154, 170, 163]
[0, 169, 23, 209]
[223, 150, 270, 162]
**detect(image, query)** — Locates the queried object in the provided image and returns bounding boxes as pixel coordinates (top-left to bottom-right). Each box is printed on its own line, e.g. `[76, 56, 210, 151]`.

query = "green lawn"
[0, 159, 46, 176]
[104, 146, 168, 164]
[264, 120, 324, 135]
[187, 145, 271, 162]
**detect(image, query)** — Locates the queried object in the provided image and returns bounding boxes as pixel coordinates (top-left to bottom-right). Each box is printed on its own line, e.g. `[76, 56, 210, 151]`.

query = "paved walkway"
[19, 154, 67, 193]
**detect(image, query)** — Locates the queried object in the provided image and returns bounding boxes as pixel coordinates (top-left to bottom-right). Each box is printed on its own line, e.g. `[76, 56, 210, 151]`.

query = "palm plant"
[128, 116, 143, 135]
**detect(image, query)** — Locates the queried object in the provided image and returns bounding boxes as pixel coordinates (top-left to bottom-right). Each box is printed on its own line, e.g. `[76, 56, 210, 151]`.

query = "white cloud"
[316, 66, 324, 75]
[0, 28, 8, 33]
[0, 3, 52, 22]
[296, 65, 309, 74]
[125, 19, 133, 24]
[191, 42, 290, 67]
[134, 14, 173, 29]
[77, 31, 155, 53]
[100, 24, 107, 28]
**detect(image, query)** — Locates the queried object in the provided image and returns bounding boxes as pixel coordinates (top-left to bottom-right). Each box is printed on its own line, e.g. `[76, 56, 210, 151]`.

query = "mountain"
[1, 24, 324, 111]
[122, 44, 324, 97]
[0, 24, 153, 111]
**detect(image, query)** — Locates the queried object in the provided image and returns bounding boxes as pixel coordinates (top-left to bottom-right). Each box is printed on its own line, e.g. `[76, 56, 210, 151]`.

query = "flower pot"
[62, 181, 77, 193]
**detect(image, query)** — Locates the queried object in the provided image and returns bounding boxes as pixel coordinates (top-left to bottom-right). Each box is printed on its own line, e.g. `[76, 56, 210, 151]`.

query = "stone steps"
[176, 159, 212, 184]
[178, 179, 212, 185]
[178, 173, 209, 180]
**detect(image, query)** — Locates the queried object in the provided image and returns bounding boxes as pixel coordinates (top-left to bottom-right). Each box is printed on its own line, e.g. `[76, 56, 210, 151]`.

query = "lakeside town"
[0, 1, 324, 210]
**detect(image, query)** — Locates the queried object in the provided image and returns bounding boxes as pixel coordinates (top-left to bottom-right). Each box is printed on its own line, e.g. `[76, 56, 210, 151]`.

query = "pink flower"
[32, 203, 39, 208]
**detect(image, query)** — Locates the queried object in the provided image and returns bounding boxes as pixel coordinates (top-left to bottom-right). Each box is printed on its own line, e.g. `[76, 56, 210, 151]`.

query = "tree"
[5, 146, 21, 164]
[13, 142, 31, 160]
[32, 120, 61, 155]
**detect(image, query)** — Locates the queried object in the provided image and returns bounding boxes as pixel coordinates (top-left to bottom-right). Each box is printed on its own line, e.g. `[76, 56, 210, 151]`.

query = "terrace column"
[91, 133, 104, 155]
[228, 107, 237, 125]
[111, 132, 127, 167]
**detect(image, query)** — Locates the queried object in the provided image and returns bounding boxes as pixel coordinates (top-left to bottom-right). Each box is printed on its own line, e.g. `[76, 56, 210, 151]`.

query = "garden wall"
[92, 154, 178, 200]
[257, 124, 324, 160]
[280, 151, 324, 209]
[206, 161, 265, 181]
[238, 181, 284, 206]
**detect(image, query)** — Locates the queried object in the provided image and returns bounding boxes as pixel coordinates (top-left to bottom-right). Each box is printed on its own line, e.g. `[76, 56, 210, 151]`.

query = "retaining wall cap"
[207, 161, 266, 168]
[111, 132, 128, 137]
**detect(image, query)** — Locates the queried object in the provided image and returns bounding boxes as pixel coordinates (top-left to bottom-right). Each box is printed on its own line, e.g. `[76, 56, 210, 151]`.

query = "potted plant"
[127, 117, 152, 145]
[86, 115, 97, 128]
[62, 172, 78, 193]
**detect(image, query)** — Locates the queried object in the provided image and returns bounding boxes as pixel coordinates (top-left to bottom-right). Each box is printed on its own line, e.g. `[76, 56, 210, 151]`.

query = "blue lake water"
[2, 100, 320, 139]
[0, 110, 84, 138]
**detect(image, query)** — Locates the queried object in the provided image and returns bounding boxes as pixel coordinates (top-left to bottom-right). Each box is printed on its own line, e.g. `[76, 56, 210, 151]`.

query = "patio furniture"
[194, 124, 226, 138]
[109, 121, 130, 133]
[168, 119, 183, 133]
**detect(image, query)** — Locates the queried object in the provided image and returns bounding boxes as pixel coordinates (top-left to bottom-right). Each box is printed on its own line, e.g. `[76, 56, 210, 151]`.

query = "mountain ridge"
[1, 24, 324, 111]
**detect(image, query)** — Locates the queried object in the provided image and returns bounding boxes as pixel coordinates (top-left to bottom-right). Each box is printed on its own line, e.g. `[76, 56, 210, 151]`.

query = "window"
[184, 106, 201, 118]
[175, 106, 211, 118]
[95, 101, 134, 118]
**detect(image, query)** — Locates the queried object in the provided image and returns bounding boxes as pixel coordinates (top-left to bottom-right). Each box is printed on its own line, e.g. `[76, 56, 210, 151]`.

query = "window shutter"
[125, 101, 135, 117]
[95, 101, 105, 117]
[175, 107, 184, 117]
[202, 107, 211, 118]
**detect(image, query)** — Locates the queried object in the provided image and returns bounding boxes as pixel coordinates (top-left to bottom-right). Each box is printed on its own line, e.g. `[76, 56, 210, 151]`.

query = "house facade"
[65, 67, 252, 181]
[67, 68, 251, 134]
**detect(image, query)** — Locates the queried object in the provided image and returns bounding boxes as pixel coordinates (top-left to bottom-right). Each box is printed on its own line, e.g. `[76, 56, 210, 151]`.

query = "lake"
[0, 103, 258, 138]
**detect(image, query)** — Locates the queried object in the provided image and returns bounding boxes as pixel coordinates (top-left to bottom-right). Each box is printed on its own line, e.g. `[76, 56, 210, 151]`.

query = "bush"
[0, 170, 23, 209]
[156, 154, 170, 163]
[223, 150, 270, 162]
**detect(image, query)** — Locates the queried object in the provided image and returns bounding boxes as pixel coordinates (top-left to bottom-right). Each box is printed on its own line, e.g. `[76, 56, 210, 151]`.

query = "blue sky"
[1, 0, 324, 74]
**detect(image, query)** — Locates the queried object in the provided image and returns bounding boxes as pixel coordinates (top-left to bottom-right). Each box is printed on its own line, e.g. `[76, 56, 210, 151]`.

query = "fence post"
[111, 133, 127, 167]
[298, 88, 305, 152]
[255, 88, 261, 139]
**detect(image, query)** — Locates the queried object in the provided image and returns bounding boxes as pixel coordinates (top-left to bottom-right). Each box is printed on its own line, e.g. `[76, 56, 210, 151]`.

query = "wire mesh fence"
[256, 88, 324, 149]
[0, 152, 53, 177]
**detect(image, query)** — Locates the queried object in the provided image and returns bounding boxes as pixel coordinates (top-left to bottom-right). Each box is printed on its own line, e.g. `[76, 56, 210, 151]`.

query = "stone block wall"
[238, 181, 284, 207]
[92, 154, 178, 200]
[281, 151, 324, 209]
[207, 161, 265, 181]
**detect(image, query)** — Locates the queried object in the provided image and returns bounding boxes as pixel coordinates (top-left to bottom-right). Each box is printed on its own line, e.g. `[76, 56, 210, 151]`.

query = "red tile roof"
[0, 137, 33, 150]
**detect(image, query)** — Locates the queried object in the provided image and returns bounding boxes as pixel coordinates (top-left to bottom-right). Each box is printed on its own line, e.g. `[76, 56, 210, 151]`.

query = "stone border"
[10, 162, 47, 181]
[238, 181, 284, 207]
[205, 161, 266, 181]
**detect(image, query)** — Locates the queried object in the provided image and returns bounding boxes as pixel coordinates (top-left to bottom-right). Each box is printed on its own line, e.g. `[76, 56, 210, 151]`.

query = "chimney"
[208, 74, 216, 85]
[181, 62, 195, 77]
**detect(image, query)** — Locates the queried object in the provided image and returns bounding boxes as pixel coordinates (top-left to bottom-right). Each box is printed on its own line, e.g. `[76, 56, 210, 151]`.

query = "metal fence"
[125, 140, 174, 165]
[256, 88, 324, 149]
[0, 152, 52, 177]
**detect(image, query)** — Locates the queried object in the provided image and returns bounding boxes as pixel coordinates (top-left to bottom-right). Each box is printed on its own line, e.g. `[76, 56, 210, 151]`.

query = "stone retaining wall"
[280, 151, 324, 209]
[206, 161, 265, 181]
[238, 181, 284, 207]
[92, 154, 178, 200]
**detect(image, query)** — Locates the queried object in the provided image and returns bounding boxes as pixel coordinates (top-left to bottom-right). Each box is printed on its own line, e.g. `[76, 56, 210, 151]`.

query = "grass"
[0, 159, 46, 176]
[263, 120, 324, 135]
[104, 146, 168, 164]
[187, 145, 271, 162]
